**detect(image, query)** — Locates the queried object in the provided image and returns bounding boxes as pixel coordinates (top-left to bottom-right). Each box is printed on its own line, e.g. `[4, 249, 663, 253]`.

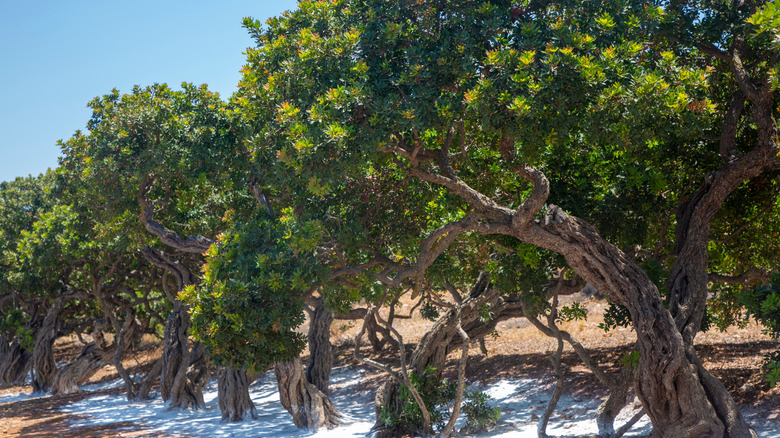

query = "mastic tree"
[232, 1, 779, 437]
[5, 167, 163, 396]
[0, 174, 55, 387]
[181, 209, 342, 426]
[59, 83, 257, 415]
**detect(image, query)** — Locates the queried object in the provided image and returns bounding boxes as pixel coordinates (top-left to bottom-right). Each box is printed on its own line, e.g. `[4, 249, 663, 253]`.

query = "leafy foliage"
[0, 310, 34, 349]
[743, 271, 780, 338]
[378, 365, 456, 434]
[182, 211, 326, 371]
[378, 365, 501, 435]
[462, 389, 502, 434]
[741, 271, 780, 386]
[557, 302, 588, 323]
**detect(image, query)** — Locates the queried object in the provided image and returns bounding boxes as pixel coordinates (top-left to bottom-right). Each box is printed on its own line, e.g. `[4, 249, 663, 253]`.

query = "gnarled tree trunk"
[0, 337, 31, 387]
[373, 271, 529, 435]
[275, 297, 340, 430]
[655, 48, 779, 437]
[523, 207, 731, 438]
[275, 358, 341, 430]
[160, 307, 208, 409]
[50, 342, 106, 396]
[306, 297, 334, 395]
[31, 292, 84, 393]
[218, 367, 257, 422]
[137, 356, 163, 400]
[141, 246, 209, 410]
[111, 311, 141, 401]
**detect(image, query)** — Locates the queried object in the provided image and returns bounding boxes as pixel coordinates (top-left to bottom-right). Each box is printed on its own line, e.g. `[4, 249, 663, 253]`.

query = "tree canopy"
[1, 1, 778, 437]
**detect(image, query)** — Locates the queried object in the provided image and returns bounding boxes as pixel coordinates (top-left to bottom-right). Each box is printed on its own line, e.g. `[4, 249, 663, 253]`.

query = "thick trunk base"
[31, 298, 68, 393]
[218, 367, 257, 422]
[50, 343, 106, 396]
[0, 339, 31, 387]
[275, 358, 341, 430]
[596, 367, 633, 438]
[161, 308, 208, 409]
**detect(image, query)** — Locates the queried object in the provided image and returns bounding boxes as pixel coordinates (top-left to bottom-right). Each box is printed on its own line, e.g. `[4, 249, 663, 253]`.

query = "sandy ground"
[1, 295, 778, 437]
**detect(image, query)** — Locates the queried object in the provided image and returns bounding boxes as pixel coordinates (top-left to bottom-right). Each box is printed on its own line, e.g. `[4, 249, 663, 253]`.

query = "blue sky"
[0, 0, 298, 183]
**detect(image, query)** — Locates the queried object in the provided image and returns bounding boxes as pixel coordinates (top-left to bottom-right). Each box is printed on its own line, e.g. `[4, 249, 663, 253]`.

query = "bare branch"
[140, 246, 194, 293]
[138, 175, 215, 254]
[697, 43, 729, 60]
[719, 89, 745, 163]
[708, 267, 770, 285]
[406, 165, 514, 219]
[730, 40, 761, 102]
[247, 183, 275, 217]
[512, 165, 550, 228]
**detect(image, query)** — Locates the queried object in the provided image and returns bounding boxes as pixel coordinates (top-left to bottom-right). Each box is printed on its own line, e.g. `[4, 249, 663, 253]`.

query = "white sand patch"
[0, 365, 764, 437]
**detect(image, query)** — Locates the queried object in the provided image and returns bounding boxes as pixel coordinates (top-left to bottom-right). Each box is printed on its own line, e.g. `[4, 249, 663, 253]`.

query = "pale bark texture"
[275, 358, 341, 430]
[274, 297, 340, 430]
[218, 367, 257, 422]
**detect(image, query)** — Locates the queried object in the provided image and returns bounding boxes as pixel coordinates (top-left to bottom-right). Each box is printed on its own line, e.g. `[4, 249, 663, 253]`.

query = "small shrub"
[462, 389, 501, 433]
[379, 366, 501, 435]
[378, 366, 455, 434]
[764, 351, 780, 387]
[619, 350, 640, 372]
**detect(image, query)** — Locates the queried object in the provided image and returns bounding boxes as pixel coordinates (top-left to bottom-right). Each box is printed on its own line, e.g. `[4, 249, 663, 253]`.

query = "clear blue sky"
[0, 0, 299, 183]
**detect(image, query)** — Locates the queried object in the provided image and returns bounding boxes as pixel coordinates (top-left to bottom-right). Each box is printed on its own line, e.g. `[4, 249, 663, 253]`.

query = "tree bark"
[30, 292, 84, 393]
[373, 271, 529, 435]
[306, 297, 334, 395]
[397, 155, 746, 436]
[160, 307, 208, 409]
[141, 246, 208, 410]
[112, 311, 140, 401]
[524, 294, 641, 438]
[274, 297, 340, 430]
[388, 152, 746, 436]
[0, 337, 31, 387]
[597, 367, 641, 438]
[275, 358, 341, 430]
[137, 356, 163, 400]
[657, 53, 778, 437]
[520, 208, 728, 438]
[365, 310, 394, 352]
[218, 367, 257, 422]
[50, 342, 106, 396]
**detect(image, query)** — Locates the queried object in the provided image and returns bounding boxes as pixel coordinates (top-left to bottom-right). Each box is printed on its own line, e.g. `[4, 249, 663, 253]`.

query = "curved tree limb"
[138, 175, 215, 254]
